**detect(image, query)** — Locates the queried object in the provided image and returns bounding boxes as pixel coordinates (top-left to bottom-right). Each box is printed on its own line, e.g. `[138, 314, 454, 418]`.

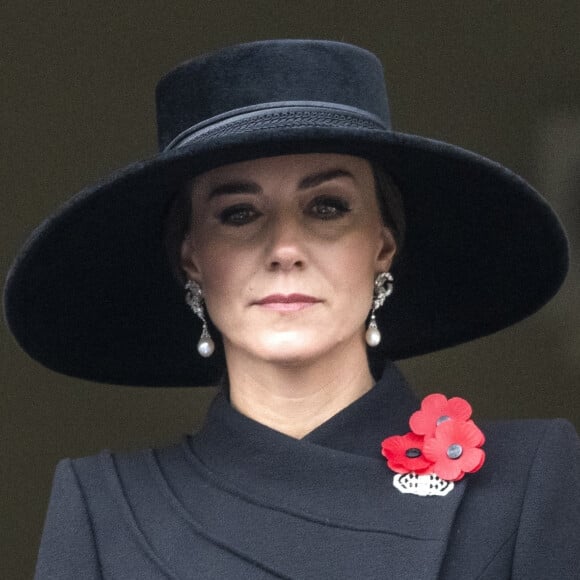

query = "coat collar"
[185, 361, 467, 543]
[101, 362, 472, 578]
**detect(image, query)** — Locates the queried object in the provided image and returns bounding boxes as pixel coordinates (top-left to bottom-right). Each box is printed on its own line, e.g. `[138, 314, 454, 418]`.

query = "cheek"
[194, 241, 255, 310]
[325, 236, 378, 299]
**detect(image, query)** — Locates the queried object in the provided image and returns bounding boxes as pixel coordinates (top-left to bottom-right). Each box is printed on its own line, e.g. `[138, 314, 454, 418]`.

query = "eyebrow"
[298, 168, 355, 189]
[207, 168, 355, 198]
[207, 181, 260, 198]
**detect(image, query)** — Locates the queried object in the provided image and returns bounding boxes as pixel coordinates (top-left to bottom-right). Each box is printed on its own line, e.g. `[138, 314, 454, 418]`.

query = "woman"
[5, 39, 578, 579]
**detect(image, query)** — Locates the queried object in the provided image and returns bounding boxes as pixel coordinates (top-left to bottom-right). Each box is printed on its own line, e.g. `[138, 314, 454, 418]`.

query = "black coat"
[35, 363, 580, 579]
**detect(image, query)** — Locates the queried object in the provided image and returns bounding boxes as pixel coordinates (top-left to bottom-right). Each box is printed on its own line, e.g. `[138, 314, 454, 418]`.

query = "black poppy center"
[437, 415, 451, 425]
[447, 443, 463, 460]
[405, 447, 422, 459]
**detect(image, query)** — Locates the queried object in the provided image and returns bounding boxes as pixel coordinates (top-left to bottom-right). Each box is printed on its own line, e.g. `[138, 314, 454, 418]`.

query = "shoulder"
[38, 442, 193, 578]
[441, 419, 579, 577]
[48, 439, 190, 521]
[452, 417, 578, 538]
[62, 439, 187, 488]
[481, 417, 578, 449]
[480, 417, 578, 476]
[481, 416, 577, 441]
[45, 441, 191, 548]
[466, 417, 579, 497]
[480, 419, 580, 577]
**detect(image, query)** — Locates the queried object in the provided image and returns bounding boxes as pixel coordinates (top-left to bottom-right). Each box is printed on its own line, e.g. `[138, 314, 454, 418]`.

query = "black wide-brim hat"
[4, 39, 568, 386]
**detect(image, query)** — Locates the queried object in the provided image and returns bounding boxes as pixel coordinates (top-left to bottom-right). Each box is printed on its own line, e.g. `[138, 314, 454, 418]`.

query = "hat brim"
[4, 126, 568, 386]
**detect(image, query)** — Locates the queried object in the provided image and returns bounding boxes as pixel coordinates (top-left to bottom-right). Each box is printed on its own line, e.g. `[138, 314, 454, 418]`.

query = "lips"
[256, 294, 318, 304]
[254, 294, 321, 312]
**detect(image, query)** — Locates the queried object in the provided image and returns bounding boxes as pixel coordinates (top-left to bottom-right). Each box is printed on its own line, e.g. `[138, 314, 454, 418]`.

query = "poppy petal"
[446, 397, 472, 421]
[461, 421, 485, 447]
[432, 458, 463, 481]
[461, 448, 486, 473]
[409, 393, 448, 436]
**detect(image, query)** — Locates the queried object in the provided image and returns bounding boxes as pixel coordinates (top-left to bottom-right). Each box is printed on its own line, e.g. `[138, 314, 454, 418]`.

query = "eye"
[308, 195, 351, 220]
[219, 204, 261, 226]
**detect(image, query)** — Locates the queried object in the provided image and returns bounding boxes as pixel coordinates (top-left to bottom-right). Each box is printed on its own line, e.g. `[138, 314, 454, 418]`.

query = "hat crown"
[155, 39, 391, 151]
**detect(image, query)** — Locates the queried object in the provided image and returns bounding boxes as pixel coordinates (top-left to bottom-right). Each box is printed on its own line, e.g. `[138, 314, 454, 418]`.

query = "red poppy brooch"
[381, 394, 485, 496]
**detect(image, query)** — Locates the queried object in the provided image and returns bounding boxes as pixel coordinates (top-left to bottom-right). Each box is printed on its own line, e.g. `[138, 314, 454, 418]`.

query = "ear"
[180, 234, 203, 284]
[375, 226, 397, 272]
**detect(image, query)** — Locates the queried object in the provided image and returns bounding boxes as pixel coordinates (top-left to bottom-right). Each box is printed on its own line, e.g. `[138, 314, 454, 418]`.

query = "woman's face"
[181, 153, 396, 367]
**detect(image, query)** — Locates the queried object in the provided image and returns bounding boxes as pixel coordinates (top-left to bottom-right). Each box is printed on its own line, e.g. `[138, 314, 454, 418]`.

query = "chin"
[251, 331, 349, 366]
[260, 344, 318, 365]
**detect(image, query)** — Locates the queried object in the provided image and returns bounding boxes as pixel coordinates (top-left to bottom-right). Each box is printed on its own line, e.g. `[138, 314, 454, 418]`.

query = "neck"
[224, 340, 375, 439]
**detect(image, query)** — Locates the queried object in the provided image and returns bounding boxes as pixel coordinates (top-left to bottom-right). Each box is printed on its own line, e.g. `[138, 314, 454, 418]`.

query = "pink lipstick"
[254, 294, 321, 312]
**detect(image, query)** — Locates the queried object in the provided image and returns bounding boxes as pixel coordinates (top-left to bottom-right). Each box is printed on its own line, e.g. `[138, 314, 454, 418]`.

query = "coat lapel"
[179, 362, 468, 578]
[111, 362, 468, 578]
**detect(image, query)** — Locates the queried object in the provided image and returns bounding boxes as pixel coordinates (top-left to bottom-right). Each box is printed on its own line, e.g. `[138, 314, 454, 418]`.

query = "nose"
[265, 214, 306, 271]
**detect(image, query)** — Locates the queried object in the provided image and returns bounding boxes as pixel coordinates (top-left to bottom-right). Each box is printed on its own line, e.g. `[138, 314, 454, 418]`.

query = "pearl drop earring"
[365, 272, 394, 347]
[185, 280, 215, 357]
